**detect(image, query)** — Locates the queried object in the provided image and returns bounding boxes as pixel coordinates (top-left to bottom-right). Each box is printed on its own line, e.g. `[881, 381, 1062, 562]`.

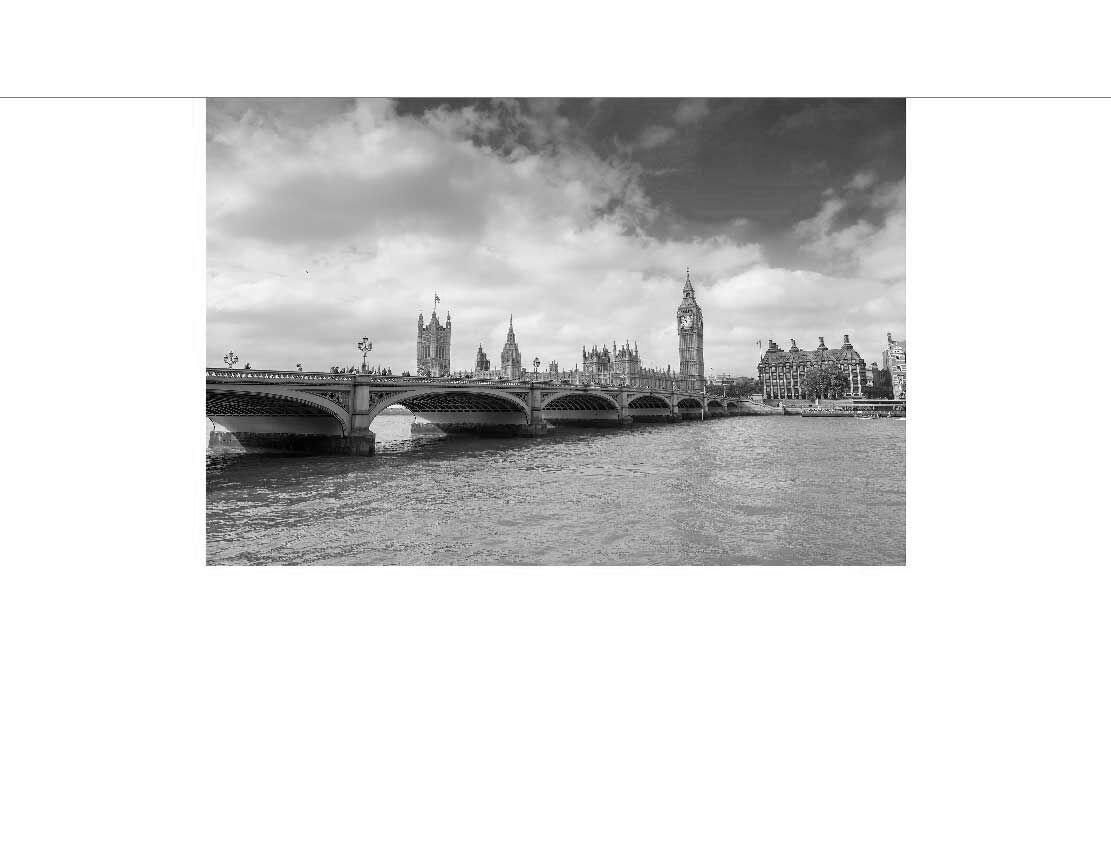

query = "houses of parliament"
[416, 271, 705, 393]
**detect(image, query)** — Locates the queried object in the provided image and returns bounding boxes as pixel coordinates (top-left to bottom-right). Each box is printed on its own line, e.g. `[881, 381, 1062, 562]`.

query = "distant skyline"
[207, 98, 905, 375]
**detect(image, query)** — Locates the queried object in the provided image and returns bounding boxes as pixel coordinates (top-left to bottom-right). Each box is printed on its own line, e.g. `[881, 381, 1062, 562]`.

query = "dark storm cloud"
[638, 99, 904, 239]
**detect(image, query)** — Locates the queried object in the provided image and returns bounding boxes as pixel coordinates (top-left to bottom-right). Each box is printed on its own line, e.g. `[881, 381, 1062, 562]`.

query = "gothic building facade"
[581, 343, 613, 378]
[758, 335, 867, 399]
[572, 344, 685, 389]
[569, 273, 704, 393]
[500, 316, 522, 379]
[416, 303, 451, 377]
[411, 271, 706, 391]
[676, 270, 705, 382]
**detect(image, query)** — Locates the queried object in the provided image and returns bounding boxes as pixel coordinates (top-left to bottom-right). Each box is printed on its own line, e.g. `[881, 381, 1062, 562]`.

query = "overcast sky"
[207, 98, 904, 375]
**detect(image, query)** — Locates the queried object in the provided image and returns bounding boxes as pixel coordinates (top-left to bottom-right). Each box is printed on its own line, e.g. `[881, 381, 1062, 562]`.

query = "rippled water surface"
[206, 415, 905, 566]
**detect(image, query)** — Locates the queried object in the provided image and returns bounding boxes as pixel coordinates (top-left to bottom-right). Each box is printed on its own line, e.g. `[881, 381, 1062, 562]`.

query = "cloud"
[636, 124, 677, 149]
[674, 99, 710, 125]
[794, 175, 906, 285]
[208, 99, 903, 376]
[848, 169, 877, 190]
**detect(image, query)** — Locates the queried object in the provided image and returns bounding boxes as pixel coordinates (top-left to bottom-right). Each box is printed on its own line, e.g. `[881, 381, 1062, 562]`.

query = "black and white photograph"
[7, 12, 1111, 859]
[206, 97, 906, 565]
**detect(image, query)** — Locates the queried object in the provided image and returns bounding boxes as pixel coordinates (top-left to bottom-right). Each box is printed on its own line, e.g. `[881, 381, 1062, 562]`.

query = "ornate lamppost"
[357, 336, 373, 373]
[533, 356, 540, 381]
[223, 351, 238, 369]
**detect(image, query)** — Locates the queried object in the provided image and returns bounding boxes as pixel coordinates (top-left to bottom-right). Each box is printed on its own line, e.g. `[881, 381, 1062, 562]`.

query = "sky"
[207, 98, 905, 376]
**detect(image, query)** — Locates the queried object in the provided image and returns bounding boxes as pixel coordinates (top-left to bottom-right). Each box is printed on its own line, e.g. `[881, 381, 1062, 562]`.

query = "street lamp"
[357, 336, 372, 373]
[533, 356, 540, 380]
[223, 351, 238, 369]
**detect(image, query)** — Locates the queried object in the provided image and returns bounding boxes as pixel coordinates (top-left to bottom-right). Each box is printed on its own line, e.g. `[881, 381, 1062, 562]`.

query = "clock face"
[680, 314, 694, 330]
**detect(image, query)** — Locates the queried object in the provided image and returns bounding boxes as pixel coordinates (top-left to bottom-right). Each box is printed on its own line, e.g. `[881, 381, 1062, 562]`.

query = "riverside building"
[574, 341, 685, 389]
[416, 301, 451, 377]
[758, 335, 867, 399]
[500, 316, 522, 380]
[569, 272, 705, 393]
[882, 332, 907, 399]
[474, 343, 490, 372]
[467, 342, 504, 379]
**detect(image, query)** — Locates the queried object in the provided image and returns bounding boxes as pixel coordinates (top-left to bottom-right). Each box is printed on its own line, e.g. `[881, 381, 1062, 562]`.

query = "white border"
[4, 92, 1111, 859]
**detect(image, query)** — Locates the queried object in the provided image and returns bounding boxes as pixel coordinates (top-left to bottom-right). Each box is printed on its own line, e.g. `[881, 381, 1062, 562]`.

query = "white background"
[2, 6, 1110, 859]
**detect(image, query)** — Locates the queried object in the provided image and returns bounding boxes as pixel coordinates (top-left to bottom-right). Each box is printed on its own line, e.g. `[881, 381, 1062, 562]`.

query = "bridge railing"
[207, 368, 360, 382]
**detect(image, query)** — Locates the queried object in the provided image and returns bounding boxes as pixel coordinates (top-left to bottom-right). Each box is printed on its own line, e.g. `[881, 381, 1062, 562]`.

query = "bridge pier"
[346, 431, 376, 455]
[519, 383, 550, 436]
[517, 420, 550, 437]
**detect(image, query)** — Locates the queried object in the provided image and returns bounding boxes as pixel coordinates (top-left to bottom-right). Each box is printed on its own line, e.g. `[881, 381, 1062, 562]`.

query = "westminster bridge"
[207, 368, 756, 455]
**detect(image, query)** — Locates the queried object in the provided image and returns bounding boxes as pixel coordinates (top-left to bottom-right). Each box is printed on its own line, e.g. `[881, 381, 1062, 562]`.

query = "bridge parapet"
[207, 368, 359, 383]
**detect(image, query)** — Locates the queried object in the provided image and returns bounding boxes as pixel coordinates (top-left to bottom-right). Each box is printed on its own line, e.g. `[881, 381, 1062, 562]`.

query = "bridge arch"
[541, 391, 621, 412]
[627, 394, 670, 409]
[206, 384, 351, 435]
[366, 387, 530, 423]
[676, 397, 703, 409]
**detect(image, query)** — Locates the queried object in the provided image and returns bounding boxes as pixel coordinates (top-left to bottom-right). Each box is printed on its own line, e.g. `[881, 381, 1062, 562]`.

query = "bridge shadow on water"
[205, 419, 716, 482]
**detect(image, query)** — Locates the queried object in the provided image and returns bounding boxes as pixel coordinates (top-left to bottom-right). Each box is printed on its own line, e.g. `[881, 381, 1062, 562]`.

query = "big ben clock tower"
[676, 268, 705, 381]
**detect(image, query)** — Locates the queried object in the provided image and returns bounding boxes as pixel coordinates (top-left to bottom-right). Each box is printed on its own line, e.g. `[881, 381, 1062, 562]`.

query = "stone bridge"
[207, 369, 748, 455]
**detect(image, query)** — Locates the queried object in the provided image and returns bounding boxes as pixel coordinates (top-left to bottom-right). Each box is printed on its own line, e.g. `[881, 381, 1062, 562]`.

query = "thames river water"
[206, 414, 905, 566]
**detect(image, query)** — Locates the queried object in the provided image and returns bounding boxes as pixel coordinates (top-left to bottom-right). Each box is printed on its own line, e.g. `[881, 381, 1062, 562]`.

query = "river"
[206, 414, 905, 565]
